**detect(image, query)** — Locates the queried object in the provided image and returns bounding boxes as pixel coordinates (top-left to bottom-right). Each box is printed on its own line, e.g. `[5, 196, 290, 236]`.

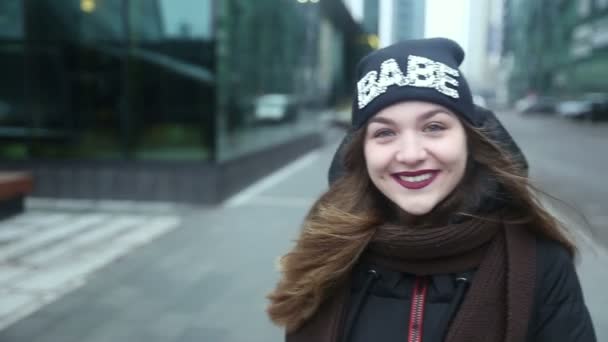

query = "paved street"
[496, 111, 608, 243]
[0, 113, 607, 341]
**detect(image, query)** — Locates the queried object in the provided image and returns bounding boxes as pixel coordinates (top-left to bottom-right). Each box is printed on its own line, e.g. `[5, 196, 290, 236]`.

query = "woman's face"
[364, 101, 468, 216]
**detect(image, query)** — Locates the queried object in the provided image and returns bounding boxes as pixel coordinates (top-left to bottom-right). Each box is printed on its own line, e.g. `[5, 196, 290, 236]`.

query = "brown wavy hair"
[266, 119, 576, 333]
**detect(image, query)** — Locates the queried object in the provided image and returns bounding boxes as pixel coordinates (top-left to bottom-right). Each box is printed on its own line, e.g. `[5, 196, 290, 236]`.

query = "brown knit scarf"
[286, 217, 536, 342]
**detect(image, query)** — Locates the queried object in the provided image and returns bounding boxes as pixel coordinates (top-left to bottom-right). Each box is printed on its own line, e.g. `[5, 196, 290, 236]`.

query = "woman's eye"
[373, 129, 394, 138]
[424, 123, 445, 132]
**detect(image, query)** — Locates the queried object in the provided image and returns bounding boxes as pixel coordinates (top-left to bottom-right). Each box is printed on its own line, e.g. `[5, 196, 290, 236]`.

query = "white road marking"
[0, 214, 108, 263]
[223, 150, 321, 207]
[242, 195, 317, 208]
[0, 211, 181, 332]
[22, 215, 146, 266]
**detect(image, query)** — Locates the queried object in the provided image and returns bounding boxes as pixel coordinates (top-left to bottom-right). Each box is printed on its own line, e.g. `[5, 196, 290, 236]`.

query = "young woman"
[266, 38, 596, 342]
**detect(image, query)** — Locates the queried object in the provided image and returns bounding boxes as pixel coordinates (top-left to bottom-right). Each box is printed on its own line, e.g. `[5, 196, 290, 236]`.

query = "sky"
[424, 0, 471, 52]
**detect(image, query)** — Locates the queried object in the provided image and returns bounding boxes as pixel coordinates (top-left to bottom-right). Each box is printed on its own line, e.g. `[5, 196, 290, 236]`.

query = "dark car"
[515, 96, 557, 115]
[585, 93, 608, 122]
[557, 93, 608, 122]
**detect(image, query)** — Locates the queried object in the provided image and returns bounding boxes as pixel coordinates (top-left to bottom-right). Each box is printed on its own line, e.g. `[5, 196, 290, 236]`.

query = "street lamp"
[81, 0, 96, 13]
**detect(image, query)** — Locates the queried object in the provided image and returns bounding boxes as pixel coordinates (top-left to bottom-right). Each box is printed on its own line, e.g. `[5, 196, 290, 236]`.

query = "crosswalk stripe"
[0, 292, 36, 318]
[74, 216, 181, 267]
[22, 215, 146, 266]
[0, 210, 181, 332]
[0, 214, 108, 263]
[0, 213, 70, 231]
[0, 213, 72, 244]
[26, 198, 180, 214]
[12, 216, 180, 293]
[0, 265, 29, 286]
[0, 282, 85, 332]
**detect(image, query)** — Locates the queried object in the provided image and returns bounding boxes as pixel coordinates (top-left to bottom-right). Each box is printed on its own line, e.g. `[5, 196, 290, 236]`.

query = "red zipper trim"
[407, 276, 429, 342]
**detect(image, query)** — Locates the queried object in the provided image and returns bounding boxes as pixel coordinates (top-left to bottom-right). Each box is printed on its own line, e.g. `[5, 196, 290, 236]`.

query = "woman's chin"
[396, 204, 434, 217]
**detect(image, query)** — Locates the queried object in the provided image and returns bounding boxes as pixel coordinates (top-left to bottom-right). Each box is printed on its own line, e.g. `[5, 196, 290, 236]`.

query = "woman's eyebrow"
[419, 109, 452, 120]
[368, 116, 396, 125]
[369, 109, 453, 125]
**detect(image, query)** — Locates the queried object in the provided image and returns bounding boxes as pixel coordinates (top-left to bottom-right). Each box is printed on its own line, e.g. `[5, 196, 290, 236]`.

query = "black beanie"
[352, 37, 482, 129]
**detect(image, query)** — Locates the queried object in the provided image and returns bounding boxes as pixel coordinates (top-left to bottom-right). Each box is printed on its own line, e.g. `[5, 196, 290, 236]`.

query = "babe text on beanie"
[352, 38, 482, 128]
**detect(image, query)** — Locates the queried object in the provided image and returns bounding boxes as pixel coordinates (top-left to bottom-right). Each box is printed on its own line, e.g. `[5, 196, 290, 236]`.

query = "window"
[0, 0, 27, 159]
[597, 0, 608, 10]
[0, 1, 23, 39]
[579, 0, 592, 18]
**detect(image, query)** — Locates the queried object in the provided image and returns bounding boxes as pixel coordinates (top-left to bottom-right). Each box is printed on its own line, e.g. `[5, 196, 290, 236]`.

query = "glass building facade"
[1, 0, 215, 161]
[1, 0, 361, 163]
[0, 0, 369, 202]
[215, 0, 326, 161]
[503, 0, 608, 101]
[392, 0, 425, 42]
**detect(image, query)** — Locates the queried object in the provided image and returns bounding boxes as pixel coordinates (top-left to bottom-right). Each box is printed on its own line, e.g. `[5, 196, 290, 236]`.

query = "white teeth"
[399, 173, 433, 182]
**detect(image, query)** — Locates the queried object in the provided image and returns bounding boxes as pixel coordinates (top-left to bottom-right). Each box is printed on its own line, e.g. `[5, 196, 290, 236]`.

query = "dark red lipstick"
[392, 170, 439, 190]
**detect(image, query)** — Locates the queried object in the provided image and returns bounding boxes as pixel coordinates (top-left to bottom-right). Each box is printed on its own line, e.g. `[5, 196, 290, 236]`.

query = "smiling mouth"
[392, 171, 439, 190]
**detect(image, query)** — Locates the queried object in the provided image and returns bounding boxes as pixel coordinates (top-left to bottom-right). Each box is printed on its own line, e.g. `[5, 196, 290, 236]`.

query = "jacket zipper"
[407, 276, 429, 342]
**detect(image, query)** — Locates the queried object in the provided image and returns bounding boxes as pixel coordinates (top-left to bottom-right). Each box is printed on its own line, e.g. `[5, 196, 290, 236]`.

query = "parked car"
[515, 95, 557, 115]
[252, 94, 299, 124]
[556, 100, 593, 119]
[584, 93, 608, 122]
[557, 93, 608, 122]
[473, 94, 487, 107]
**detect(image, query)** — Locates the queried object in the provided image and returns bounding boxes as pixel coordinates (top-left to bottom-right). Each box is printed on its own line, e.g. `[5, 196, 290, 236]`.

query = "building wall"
[343, 0, 364, 22]
[379, 0, 425, 47]
[363, 0, 380, 34]
[318, 19, 346, 104]
[0, 0, 342, 163]
[392, 0, 426, 42]
[503, 0, 608, 102]
[351, 0, 427, 49]
[465, 0, 495, 98]
[0, 0, 368, 203]
[378, 0, 394, 47]
[1, 0, 216, 162]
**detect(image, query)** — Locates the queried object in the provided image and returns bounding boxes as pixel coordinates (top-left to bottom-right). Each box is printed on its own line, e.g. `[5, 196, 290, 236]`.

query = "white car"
[253, 94, 298, 123]
[472, 95, 487, 107]
[556, 100, 592, 119]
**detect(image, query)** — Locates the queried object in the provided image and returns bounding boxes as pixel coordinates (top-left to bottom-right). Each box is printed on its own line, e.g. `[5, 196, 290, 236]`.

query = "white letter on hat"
[357, 71, 379, 109]
[357, 55, 462, 109]
[435, 64, 460, 99]
[406, 55, 438, 88]
[377, 58, 408, 91]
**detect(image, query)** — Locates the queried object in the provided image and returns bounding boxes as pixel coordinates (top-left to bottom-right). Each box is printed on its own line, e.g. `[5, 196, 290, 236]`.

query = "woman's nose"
[394, 135, 427, 165]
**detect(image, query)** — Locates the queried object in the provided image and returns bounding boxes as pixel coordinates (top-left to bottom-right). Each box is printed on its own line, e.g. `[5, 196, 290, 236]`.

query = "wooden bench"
[0, 172, 33, 220]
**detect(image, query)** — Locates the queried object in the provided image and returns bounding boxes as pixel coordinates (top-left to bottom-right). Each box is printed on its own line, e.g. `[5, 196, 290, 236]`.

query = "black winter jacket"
[344, 237, 596, 342]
